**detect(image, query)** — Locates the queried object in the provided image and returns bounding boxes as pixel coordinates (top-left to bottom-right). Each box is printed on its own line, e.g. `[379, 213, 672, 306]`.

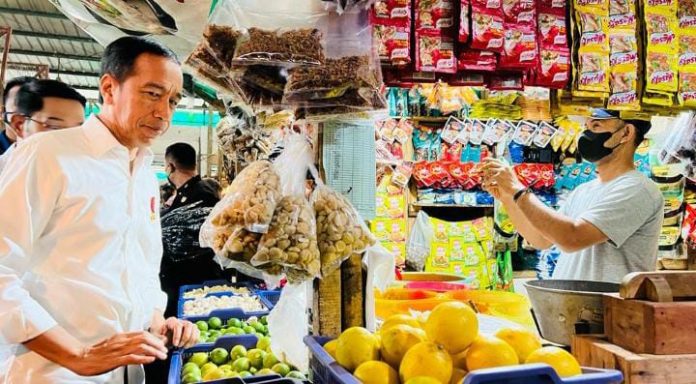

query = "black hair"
[3, 76, 35, 107]
[15, 79, 87, 116]
[165, 142, 197, 171]
[100, 36, 179, 82]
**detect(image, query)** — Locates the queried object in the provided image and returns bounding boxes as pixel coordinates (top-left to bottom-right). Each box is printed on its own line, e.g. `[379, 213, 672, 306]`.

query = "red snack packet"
[416, 30, 457, 73]
[372, 0, 411, 21]
[416, 0, 455, 30]
[489, 72, 525, 90]
[374, 22, 412, 66]
[535, 47, 570, 89]
[465, 162, 483, 189]
[471, 5, 505, 52]
[429, 161, 454, 189]
[441, 141, 464, 161]
[536, 163, 555, 189]
[537, 0, 565, 14]
[537, 12, 567, 48]
[448, 162, 469, 189]
[413, 161, 436, 187]
[460, 0, 470, 42]
[500, 26, 538, 69]
[457, 49, 498, 71]
[503, 0, 536, 25]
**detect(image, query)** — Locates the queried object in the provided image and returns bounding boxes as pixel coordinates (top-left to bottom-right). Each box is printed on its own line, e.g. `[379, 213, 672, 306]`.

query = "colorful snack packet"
[441, 116, 466, 143]
[537, 11, 567, 48]
[512, 121, 538, 145]
[413, 161, 436, 187]
[416, 0, 455, 30]
[577, 51, 610, 92]
[536, 47, 570, 89]
[503, 0, 536, 25]
[469, 119, 486, 145]
[610, 0, 636, 16]
[392, 161, 415, 188]
[457, 118, 472, 144]
[532, 121, 558, 148]
[460, 0, 471, 42]
[471, 5, 505, 52]
[482, 119, 515, 145]
[609, 12, 637, 30]
[441, 141, 464, 161]
[373, 0, 412, 20]
[416, 30, 457, 73]
[645, 6, 678, 52]
[646, 50, 679, 92]
[374, 23, 411, 66]
[457, 49, 498, 71]
[394, 119, 415, 144]
[500, 26, 538, 69]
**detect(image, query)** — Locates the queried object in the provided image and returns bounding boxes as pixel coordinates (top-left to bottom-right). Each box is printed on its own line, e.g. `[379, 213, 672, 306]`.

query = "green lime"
[208, 317, 223, 330]
[252, 322, 266, 333]
[242, 326, 256, 334]
[210, 348, 229, 365]
[181, 372, 202, 384]
[247, 349, 267, 369]
[227, 318, 243, 328]
[260, 315, 269, 325]
[230, 345, 247, 360]
[256, 368, 275, 376]
[230, 327, 245, 335]
[256, 336, 271, 351]
[224, 370, 241, 378]
[262, 353, 279, 369]
[200, 362, 218, 377]
[188, 352, 208, 367]
[181, 362, 200, 377]
[249, 367, 258, 374]
[272, 363, 291, 377]
[195, 320, 208, 332]
[203, 368, 225, 381]
[233, 357, 251, 372]
[286, 371, 307, 380]
[239, 371, 253, 378]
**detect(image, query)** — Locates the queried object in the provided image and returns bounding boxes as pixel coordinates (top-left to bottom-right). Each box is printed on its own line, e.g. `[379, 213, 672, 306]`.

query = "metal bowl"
[524, 280, 619, 346]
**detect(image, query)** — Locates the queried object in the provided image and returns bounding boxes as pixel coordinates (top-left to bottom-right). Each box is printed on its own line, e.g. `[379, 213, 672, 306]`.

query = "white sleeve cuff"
[0, 299, 57, 344]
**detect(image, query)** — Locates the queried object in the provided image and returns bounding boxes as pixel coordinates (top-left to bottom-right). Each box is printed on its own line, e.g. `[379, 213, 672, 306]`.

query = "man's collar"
[83, 115, 153, 159]
[178, 175, 201, 191]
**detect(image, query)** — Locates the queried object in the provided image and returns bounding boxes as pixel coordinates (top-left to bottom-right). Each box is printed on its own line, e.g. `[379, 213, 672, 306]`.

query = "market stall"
[43, 0, 696, 383]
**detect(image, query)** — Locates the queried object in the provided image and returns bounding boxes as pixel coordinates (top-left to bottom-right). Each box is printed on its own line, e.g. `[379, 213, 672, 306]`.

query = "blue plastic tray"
[178, 296, 270, 319]
[169, 336, 272, 384]
[185, 310, 263, 348]
[303, 336, 623, 384]
[179, 279, 256, 301]
[256, 290, 281, 310]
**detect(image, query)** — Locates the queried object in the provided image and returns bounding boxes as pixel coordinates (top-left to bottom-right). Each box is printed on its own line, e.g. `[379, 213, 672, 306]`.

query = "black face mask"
[578, 126, 625, 163]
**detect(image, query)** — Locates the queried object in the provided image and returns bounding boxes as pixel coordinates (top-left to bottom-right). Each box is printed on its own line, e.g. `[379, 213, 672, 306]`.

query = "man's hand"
[24, 327, 168, 377]
[481, 159, 526, 204]
[150, 316, 199, 349]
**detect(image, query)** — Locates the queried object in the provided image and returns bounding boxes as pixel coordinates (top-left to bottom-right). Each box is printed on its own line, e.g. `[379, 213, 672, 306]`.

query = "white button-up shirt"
[0, 143, 14, 175]
[0, 115, 167, 383]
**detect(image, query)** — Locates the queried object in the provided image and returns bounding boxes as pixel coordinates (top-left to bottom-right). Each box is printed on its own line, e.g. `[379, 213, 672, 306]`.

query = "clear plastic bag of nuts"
[251, 195, 321, 283]
[311, 179, 376, 276]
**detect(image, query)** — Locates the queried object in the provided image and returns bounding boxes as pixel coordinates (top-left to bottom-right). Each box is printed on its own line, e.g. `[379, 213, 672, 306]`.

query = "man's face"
[19, 97, 85, 138]
[101, 53, 183, 149]
[585, 118, 627, 148]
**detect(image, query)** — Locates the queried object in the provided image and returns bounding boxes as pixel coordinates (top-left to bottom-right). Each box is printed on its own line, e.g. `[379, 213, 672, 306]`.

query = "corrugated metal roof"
[1, 0, 102, 93]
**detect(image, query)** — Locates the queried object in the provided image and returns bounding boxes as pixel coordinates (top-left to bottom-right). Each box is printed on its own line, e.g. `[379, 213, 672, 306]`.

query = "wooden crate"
[573, 335, 696, 384]
[604, 271, 696, 355]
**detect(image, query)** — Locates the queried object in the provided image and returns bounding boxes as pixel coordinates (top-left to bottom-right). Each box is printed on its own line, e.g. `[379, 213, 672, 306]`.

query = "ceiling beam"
[12, 30, 96, 44]
[8, 63, 100, 78]
[9, 49, 101, 63]
[0, 7, 68, 20]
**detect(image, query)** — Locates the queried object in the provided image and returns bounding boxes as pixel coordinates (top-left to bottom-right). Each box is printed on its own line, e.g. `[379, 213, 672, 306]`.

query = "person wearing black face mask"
[480, 109, 663, 283]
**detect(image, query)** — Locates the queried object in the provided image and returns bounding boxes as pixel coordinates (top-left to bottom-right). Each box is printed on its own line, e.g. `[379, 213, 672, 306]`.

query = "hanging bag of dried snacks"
[251, 135, 321, 283]
[311, 165, 377, 277]
[282, 8, 387, 115]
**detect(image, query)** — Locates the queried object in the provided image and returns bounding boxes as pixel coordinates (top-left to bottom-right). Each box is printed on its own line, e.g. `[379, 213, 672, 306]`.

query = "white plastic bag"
[363, 244, 396, 332]
[267, 281, 312, 372]
[406, 210, 433, 271]
[658, 111, 696, 182]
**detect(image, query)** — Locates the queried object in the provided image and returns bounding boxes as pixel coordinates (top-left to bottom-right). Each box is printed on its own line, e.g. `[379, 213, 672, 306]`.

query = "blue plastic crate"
[463, 364, 623, 384]
[255, 290, 281, 310]
[185, 311, 268, 348]
[179, 280, 257, 301]
[169, 336, 272, 384]
[303, 336, 623, 384]
[178, 296, 270, 319]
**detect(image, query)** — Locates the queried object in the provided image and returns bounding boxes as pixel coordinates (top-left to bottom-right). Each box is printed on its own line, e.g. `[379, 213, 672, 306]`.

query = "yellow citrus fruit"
[494, 327, 542, 363]
[380, 324, 427, 368]
[465, 335, 518, 372]
[380, 314, 422, 333]
[424, 302, 478, 354]
[451, 349, 468, 371]
[335, 327, 380, 372]
[354, 361, 399, 384]
[450, 368, 467, 384]
[324, 339, 338, 360]
[400, 341, 453, 384]
[525, 346, 582, 378]
[404, 377, 441, 384]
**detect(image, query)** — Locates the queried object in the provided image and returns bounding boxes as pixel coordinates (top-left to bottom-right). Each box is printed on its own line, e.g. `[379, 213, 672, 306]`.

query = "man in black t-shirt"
[159, 142, 222, 317]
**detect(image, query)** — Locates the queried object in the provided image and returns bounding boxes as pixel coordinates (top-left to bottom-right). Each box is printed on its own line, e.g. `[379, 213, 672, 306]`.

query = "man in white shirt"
[482, 110, 663, 283]
[0, 79, 86, 174]
[0, 36, 198, 383]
